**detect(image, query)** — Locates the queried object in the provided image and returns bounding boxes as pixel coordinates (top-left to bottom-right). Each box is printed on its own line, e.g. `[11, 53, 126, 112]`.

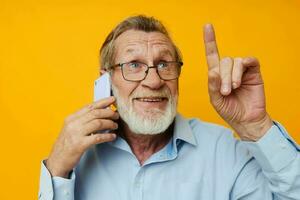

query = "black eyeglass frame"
[108, 61, 183, 82]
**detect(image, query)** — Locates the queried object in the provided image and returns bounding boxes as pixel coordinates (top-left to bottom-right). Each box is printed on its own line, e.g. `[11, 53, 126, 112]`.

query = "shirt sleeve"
[241, 121, 300, 199]
[38, 160, 75, 200]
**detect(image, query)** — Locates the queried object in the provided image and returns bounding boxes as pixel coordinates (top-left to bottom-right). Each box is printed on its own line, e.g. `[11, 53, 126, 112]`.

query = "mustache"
[130, 88, 171, 99]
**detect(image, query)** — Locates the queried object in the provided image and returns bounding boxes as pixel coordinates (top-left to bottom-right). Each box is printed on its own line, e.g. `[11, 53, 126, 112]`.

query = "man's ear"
[100, 69, 106, 75]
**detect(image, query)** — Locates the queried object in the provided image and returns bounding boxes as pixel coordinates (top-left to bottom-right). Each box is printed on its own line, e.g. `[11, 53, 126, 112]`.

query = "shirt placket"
[132, 167, 145, 200]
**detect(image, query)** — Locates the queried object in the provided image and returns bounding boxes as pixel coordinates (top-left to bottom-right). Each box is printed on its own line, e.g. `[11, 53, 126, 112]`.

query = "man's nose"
[141, 66, 164, 89]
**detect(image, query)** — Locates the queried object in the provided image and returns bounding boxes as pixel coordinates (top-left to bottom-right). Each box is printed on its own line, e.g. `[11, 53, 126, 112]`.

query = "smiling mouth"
[134, 97, 168, 102]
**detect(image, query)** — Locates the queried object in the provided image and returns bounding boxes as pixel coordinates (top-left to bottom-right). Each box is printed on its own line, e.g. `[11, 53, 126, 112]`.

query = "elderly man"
[39, 15, 300, 200]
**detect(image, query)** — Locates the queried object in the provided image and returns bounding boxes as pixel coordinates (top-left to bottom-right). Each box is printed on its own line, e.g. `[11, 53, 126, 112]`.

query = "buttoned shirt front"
[39, 114, 300, 200]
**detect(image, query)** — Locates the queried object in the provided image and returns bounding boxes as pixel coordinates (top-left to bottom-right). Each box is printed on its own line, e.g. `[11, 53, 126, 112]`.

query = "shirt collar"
[107, 113, 197, 154]
[173, 113, 197, 146]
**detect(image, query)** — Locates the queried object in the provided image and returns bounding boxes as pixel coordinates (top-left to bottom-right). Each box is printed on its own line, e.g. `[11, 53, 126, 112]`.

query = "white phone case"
[94, 73, 111, 102]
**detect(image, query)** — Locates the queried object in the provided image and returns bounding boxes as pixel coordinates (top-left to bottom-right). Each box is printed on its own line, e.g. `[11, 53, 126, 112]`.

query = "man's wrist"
[45, 159, 70, 178]
[232, 115, 273, 142]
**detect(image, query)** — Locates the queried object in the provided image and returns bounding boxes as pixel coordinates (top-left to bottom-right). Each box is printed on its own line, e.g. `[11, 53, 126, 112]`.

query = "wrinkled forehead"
[114, 30, 175, 60]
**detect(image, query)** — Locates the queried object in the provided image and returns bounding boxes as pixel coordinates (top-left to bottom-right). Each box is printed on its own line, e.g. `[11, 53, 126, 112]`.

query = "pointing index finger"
[203, 24, 220, 71]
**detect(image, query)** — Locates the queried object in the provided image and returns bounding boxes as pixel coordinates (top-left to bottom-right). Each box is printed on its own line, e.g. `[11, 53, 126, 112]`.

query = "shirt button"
[279, 143, 287, 149]
[63, 189, 70, 196]
[134, 180, 141, 187]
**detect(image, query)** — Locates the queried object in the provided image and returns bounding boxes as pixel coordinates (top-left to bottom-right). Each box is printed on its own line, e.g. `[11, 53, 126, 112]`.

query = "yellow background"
[1, 0, 299, 199]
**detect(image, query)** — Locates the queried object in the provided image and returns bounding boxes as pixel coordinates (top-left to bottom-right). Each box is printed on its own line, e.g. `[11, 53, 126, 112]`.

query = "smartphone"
[93, 73, 115, 134]
[94, 72, 112, 102]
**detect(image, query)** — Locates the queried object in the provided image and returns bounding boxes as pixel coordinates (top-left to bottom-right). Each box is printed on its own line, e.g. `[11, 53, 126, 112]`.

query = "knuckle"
[94, 135, 110, 144]
[91, 109, 100, 117]
[208, 69, 219, 78]
[95, 135, 104, 143]
[95, 119, 103, 127]
[245, 56, 258, 62]
[221, 57, 232, 63]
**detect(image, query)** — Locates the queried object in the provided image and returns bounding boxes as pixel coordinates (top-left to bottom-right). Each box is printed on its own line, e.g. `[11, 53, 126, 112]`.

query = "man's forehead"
[115, 30, 173, 49]
[114, 30, 175, 58]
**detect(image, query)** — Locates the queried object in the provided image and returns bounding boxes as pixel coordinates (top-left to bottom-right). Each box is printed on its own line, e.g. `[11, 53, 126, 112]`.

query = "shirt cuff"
[38, 160, 75, 200]
[39, 160, 54, 199]
[52, 173, 75, 200]
[242, 121, 299, 172]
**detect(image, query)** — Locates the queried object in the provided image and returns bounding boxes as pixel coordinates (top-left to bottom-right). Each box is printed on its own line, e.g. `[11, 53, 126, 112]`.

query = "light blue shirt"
[39, 114, 300, 200]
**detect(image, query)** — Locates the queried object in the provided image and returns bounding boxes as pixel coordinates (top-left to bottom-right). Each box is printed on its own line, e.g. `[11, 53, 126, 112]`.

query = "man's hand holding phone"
[46, 74, 118, 178]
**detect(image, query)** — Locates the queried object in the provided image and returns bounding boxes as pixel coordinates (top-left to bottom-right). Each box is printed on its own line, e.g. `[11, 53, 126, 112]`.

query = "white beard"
[112, 84, 177, 135]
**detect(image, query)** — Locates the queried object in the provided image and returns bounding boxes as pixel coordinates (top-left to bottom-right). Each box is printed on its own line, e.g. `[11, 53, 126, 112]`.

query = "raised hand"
[203, 24, 273, 141]
[46, 97, 119, 178]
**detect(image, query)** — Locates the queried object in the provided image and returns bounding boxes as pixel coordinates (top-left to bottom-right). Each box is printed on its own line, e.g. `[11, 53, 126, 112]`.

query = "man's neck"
[118, 120, 173, 166]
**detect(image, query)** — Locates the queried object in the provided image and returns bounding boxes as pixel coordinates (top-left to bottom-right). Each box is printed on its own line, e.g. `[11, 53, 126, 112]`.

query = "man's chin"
[122, 110, 174, 135]
[132, 109, 166, 120]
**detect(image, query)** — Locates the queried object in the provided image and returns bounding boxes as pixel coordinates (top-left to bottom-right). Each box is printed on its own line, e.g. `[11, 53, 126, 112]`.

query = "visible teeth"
[136, 98, 164, 102]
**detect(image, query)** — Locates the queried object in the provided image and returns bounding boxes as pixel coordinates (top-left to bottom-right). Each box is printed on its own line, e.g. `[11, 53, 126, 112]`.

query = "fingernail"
[111, 134, 117, 139]
[222, 85, 230, 94]
[232, 82, 238, 89]
[204, 23, 212, 29]
[114, 123, 119, 130]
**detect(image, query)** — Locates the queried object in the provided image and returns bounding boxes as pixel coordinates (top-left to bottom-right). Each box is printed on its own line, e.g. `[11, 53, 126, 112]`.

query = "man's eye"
[157, 62, 168, 69]
[128, 62, 140, 68]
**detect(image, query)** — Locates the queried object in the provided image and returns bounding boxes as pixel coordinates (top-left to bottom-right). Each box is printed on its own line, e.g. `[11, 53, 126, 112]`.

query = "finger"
[65, 96, 116, 122]
[208, 70, 223, 104]
[80, 109, 119, 124]
[242, 57, 260, 73]
[82, 133, 117, 148]
[232, 57, 244, 89]
[92, 96, 116, 109]
[220, 57, 233, 95]
[83, 119, 118, 135]
[203, 24, 220, 71]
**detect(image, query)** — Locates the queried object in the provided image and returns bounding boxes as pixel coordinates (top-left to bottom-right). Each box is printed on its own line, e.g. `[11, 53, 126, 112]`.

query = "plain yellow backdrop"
[1, 0, 299, 199]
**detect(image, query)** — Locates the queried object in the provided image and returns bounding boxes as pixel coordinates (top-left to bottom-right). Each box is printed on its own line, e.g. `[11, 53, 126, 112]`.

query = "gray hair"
[99, 15, 183, 72]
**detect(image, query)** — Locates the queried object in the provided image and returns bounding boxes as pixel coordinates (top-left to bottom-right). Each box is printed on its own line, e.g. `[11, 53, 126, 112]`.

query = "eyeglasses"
[109, 61, 183, 82]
